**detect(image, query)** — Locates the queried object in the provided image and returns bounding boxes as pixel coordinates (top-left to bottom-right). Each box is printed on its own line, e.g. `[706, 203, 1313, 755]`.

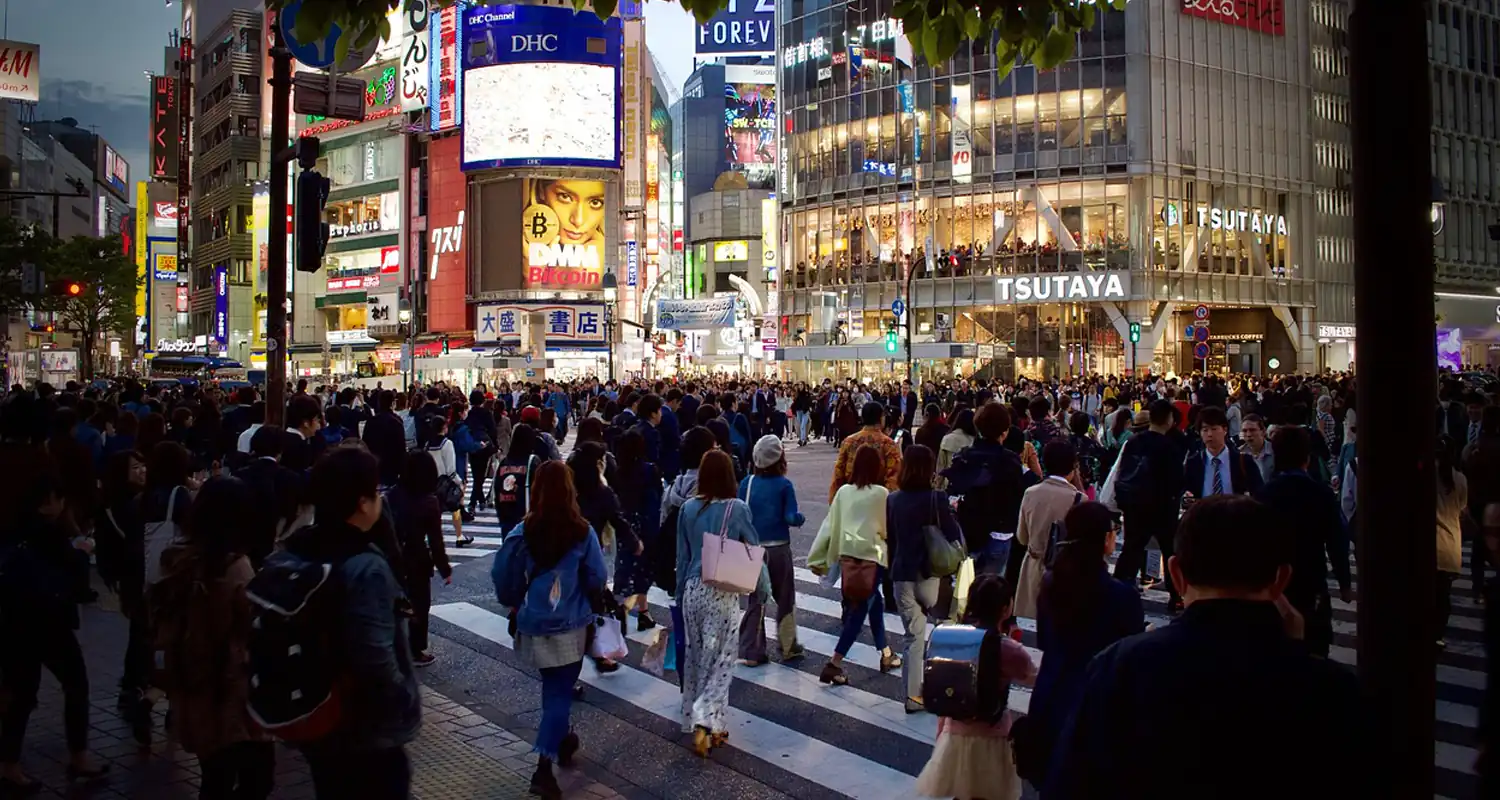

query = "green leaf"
[335, 29, 352, 64]
[1036, 26, 1075, 69]
[921, 24, 940, 64]
[963, 7, 982, 40]
[931, 14, 961, 63]
[571, 0, 591, 13]
[1081, 3, 1096, 30]
[593, 0, 619, 20]
[1111, 0, 1128, 10]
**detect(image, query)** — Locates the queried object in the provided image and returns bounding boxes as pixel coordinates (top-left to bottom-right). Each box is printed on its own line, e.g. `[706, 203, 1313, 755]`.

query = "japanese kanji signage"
[474, 302, 607, 346]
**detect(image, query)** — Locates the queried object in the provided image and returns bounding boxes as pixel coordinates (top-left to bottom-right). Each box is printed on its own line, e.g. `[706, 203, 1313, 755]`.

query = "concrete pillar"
[519, 311, 547, 384]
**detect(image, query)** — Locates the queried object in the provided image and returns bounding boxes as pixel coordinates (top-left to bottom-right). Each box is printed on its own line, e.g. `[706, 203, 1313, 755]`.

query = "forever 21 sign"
[1180, 0, 1285, 37]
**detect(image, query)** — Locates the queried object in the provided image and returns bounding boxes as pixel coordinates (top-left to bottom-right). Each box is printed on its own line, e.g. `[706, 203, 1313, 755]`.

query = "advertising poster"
[400, 0, 432, 112]
[622, 20, 645, 209]
[429, 1, 464, 132]
[1438, 328, 1464, 373]
[724, 68, 775, 189]
[656, 297, 736, 331]
[214, 264, 229, 347]
[0, 40, 39, 102]
[99, 142, 129, 199]
[521, 177, 606, 290]
[151, 75, 179, 181]
[425, 137, 469, 332]
[695, 0, 774, 57]
[475, 301, 606, 346]
[462, 4, 622, 171]
[951, 82, 973, 183]
[252, 184, 269, 350]
[134, 182, 148, 319]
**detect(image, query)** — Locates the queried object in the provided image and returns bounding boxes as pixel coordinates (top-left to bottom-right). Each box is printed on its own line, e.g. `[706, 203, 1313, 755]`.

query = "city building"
[774, 1, 1352, 381]
[25, 118, 133, 241]
[1428, 0, 1500, 367]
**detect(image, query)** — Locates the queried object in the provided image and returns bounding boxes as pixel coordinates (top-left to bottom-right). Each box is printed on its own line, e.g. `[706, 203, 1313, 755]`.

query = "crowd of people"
[0, 366, 1493, 799]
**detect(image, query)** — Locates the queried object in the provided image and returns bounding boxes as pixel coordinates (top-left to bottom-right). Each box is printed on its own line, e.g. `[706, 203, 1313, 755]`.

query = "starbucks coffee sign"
[996, 271, 1130, 303]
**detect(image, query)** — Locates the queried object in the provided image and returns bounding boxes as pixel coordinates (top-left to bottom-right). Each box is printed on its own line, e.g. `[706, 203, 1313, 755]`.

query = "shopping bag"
[663, 624, 678, 672]
[643, 626, 673, 676]
[954, 557, 977, 620]
[589, 615, 629, 661]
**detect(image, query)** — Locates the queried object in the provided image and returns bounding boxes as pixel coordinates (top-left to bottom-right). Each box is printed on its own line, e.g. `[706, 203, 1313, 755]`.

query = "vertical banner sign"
[177, 32, 193, 277]
[135, 182, 148, 321]
[401, 0, 431, 112]
[252, 184, 269, 350]
[626, 240, 639, 287]
[150, 75, 179, 180]
[645, 134, 660, 256]
[621, 19, 645, 210]
[429, 2, 463, 131]
[762, 197, 779, 360]
[951, 82, 972, 184]
[213, 264, 229, 348]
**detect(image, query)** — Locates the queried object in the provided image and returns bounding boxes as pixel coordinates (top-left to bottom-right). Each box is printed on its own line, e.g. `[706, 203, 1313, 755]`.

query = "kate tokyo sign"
[1162, 202, 1290, 236]
[1180, 0, 1285, 36]
[995, 271, 1131, 304]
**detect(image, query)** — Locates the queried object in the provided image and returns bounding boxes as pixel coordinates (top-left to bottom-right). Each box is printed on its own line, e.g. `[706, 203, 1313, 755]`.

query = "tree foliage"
[39, 235, 140, 380]
[0, 216, 58, 320]
[267, 0, 1119, 76]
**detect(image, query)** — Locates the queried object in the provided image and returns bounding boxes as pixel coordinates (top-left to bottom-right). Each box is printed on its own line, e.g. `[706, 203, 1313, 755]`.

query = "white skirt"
[915, 730, 1022, 800]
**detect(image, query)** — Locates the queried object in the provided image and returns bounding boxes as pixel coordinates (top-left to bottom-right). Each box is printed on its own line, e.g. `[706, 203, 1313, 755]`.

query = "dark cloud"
[35, 79, 150, 203]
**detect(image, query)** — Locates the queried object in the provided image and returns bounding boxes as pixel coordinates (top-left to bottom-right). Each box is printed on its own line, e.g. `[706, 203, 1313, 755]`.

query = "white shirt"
[1201, 447, 1234, 497]
[237, 423, 263, 453]
[428, 437, 459, 478]
[1340, 460, 1357, 521]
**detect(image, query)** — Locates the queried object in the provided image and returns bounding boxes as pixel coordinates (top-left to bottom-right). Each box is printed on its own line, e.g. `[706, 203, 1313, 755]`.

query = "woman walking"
[491, 461, 606, 799]
[886, 445, 964, 712]
[425, 415, 470, 546]
[738, 435, 806, 665]
[808, 445, 899, 686]
[386, 451, 452, 667]
[675, 450, 762, 757]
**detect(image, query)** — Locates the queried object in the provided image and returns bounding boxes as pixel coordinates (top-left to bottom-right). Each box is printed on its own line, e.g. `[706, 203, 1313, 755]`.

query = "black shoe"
[637, 612, 657, 632]
[529, 759, 561, 799]
[460, 510, 476, 524]
[65, 763, 110, 783]
[558, 731, 580, 768]
[593, 658, 620, 674]
[454, 535, 475, 547]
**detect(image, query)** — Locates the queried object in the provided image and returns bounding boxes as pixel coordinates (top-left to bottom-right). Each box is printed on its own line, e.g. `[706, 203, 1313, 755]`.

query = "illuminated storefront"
[775, 0, 1350, 380]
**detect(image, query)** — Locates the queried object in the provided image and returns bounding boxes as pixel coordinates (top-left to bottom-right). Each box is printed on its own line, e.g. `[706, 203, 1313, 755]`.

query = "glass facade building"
[776, 0, 1354, 381]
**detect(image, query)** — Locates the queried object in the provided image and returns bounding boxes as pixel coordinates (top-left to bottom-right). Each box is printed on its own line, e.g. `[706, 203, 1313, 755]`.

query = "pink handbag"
[700, 500, 765, 595]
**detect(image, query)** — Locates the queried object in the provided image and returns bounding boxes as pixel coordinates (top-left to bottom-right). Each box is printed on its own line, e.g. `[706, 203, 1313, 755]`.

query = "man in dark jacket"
[1184, 407, 1262, 498]
[1101, 399, 1187, 608]
[235, 425, 303, 567]
[1048, 495, 1367, 798]
[1254, 425, 1351, 658]
[942, 402, 1031, 581]
[677, 383, 701, 435]
[362, 390, 409, 489]
[659, 389, 684, 480]
[462, 400, 499, 513]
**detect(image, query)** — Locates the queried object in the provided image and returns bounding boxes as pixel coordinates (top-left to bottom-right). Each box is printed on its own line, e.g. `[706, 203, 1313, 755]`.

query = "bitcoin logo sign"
[522, 203, 559, 244]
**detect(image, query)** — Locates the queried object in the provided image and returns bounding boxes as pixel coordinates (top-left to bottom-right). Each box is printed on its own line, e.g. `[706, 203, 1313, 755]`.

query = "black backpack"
[1111, 438, 1154, 509]
[245, 546, 350, 743]
[1043, 492, 1085, 568]
[944, 449, 1015, 554]
[922, 624, 1008, 723]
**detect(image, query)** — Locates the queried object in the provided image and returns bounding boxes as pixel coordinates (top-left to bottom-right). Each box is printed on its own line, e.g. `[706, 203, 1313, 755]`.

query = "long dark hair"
[1110, 404, 1131, 439]
[1039, 501, 1117, 629]
[615, 429, 647, 490]
[183, 476, 258, 573]
[568, 441, 608, 493]
[523, 460, 590, 569]
[507, 423, 538, 463]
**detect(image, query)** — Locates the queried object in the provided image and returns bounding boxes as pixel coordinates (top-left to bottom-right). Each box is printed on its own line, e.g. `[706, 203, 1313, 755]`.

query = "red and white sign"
[1180, 0, 1284, 36]
[432, 4, 461, 132]
[326, 275, 382, 292]
[379, 245, 400, 274]
[424, 136, 468, 332]
[0, 40, 39, 102]
[1194, 304, 1211, 321]
[176, 285, 188, 312]
[152, 201, 178, 229]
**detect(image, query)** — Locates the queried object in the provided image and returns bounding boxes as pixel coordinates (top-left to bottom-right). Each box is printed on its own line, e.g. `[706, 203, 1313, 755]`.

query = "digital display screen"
[463, 63, 617, 169]
[724, 79, 775, 187]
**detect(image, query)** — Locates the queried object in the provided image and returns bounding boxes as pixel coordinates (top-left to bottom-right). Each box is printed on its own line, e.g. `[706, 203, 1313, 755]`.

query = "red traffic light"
[65, 282, 82, 296]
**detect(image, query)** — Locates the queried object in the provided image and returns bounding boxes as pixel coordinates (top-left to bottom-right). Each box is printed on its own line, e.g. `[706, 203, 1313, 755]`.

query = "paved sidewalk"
[10, 600, 626, 799]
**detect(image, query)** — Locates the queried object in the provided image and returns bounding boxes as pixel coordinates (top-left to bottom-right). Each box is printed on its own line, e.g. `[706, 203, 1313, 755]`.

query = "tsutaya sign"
[996, 271, 1130, 303]
[1162, 202, 1289, 236]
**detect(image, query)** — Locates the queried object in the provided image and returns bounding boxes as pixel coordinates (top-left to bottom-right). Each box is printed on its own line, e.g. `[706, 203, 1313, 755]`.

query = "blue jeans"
[835, 565, 888, 656]
[536, 660, 583, 760]
[796, 411, 810, 442]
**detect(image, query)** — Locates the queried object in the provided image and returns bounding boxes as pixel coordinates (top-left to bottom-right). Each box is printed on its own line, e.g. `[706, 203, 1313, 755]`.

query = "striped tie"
[1211, 456, 1224, 496]
[1471, 423, 1481, 446]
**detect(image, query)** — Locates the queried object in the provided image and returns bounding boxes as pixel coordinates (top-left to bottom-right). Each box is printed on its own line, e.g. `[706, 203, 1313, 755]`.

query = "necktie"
[1471, 423, 1481, 445]
[1211, 456, 1224, 496]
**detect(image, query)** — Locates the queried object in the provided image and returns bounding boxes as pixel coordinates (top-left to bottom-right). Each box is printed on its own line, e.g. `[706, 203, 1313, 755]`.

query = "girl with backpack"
[914, 574, 1036, 800]
[386, 451, 452, 668]
[491, 461, 606, 800]
[152, 477, 275, 800]
[425, 415, 471, 546]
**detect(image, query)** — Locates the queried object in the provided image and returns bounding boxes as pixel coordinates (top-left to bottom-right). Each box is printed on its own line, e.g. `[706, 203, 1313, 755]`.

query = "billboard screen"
[462, 4, 621, 170]
[724, 68, 775, 188]
[150, 75, 178, 181]
[521, 177, 605, 290]
[99, 142, 129, 199]
[696, 0, 774, 57]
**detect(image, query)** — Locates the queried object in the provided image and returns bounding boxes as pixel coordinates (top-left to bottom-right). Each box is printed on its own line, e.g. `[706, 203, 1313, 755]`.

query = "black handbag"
[435, 474, 464, 512]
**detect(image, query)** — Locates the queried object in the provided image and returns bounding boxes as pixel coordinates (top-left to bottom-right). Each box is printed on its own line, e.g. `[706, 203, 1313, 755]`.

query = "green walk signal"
[885, 330, 899, 353]
[1129, 322, 1141, 343]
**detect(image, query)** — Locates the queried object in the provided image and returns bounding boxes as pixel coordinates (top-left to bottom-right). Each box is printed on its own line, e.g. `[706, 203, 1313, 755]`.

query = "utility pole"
[1350, 1, 1436, 796]
[265, 29, 292, 427]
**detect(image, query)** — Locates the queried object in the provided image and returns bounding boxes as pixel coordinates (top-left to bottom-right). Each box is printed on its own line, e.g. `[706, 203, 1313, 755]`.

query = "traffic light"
[295, 168, 332, 273]
[885, 321, 899, 354]
[1129, 322, 1141, 343]
[47, 278, 83, 297]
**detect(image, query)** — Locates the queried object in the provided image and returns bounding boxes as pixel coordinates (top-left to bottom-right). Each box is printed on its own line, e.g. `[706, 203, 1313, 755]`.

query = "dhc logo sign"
[510, 34, 558, 53]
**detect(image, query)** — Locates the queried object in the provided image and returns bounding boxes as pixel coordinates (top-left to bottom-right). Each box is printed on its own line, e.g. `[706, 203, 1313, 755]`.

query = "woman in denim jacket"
[492, 461, 607, 800]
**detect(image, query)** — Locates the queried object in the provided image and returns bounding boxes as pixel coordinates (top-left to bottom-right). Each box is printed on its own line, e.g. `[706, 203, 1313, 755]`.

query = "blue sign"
[429, 1, 465, 132]
[1194, 342, 1210, 360]
[1184, 325, 1196, 339]
[463, 4, 622, 70]
[695, 0, 775, 56]
[1192, 325, 1210, 343]
[525, 368, 537, 378]
[656, 298, 737, 332]
[278, 0, 343, 68]
[863, 160, 896, 177]
[213, 265, 229, 347]
[524, 353, 533, 364]
[475, 302, 607, 347]
[626, 240, 639, 288]
[892, 299, 906, 318]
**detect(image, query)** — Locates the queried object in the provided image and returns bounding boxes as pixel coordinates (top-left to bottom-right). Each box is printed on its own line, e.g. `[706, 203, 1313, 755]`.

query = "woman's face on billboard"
[542, 180, 605, 245]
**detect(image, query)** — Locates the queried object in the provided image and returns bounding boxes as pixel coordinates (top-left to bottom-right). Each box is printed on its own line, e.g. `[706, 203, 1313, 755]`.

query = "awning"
[775, 342, 979, 361]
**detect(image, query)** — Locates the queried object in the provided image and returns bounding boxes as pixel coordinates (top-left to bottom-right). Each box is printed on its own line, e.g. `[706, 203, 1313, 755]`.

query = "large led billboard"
[723, 65, 775, 189]
[461, 4, 621, 171]
[696, 0, 774, 57]
[98, 141, 129, 200]
[520, 177, 605, 290]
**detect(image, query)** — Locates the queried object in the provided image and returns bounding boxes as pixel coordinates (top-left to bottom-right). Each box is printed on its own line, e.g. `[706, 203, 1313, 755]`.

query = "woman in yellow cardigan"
[809, 445, 901, 686]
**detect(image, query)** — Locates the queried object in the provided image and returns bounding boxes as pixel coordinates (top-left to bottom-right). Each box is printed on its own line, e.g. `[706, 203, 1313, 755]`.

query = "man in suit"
[1185, 406, 1264, 500]
[282, 394, 325, 473]
[898, 379, 920, 430]
[362, 390, 409, 489]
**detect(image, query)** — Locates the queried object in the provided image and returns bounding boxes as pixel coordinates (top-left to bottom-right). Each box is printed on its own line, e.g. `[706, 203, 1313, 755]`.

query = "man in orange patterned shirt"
[829, 402, 904, 501]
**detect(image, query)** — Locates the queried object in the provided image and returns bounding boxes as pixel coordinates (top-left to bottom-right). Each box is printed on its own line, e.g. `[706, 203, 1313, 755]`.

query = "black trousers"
[408, 571, 433, 654]
[468, 451, 492, 512]
[0, 626, 89, 762]
[306, 745, 410, 800]
[199, 740, 276, 800]
[1116, 508, 1179, 602]
[121, 605, 152, 696]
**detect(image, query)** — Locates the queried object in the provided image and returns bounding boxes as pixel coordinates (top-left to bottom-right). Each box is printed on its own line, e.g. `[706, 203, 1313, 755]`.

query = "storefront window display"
[325, 136, 403, 189]
[327, 191, 401, 240]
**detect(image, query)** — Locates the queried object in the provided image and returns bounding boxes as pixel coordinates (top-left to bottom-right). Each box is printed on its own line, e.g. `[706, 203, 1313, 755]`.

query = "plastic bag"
[643, 625, 675, 676]
[954, 557, 977, 621]
[663, 623, 677, 672]
[589, 615, 629, 661]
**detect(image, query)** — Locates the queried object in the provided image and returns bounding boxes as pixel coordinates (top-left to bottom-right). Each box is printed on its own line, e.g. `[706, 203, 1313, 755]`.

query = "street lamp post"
[398, 306, 413, 392]
[602, 272, 618, 384]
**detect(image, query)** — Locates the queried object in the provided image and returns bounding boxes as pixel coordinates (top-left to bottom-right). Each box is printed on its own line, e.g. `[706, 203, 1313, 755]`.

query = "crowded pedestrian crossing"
[431, 510, 1485, 800]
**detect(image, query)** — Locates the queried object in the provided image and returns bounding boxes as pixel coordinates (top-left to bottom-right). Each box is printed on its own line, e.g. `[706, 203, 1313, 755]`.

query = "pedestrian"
[492, 460, 604, 799]
[829, 401, 903, 501]
[614, 430, 662, 630]
[1014, 441, 1085, 620]
[151, 476, 275, 800]
[425, 415, 470, 546]
[1046, 495, 1367, 797]
[675, 450, 762, 757]
[386, 451, 452, 667]
[1436, 436, 1468, 649]
[935, 407, 976, 489]
[913, 574, 1035, 800]
[1017, 501, 1142, 789]
[1098, 399, 1187, 610]
[886, 444, 964, 713]
[738, 435, 807, 666]
[810, 444, 899, 686]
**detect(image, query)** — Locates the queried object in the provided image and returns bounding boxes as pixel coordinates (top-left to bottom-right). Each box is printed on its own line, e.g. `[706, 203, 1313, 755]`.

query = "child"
[916, 574, 1037, 800]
